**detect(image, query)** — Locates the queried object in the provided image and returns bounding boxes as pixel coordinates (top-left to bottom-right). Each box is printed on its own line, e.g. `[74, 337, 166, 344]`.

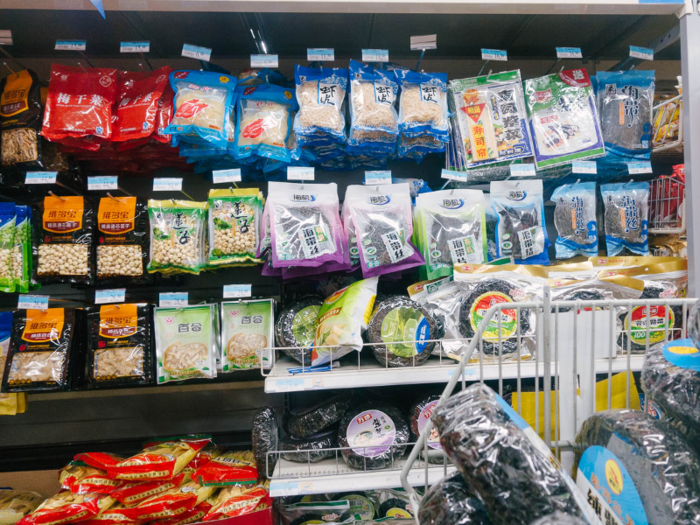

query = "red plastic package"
[17, 492, 114, 525]
[110, 474, 185, 506]
[42, 64, 117, 141]
[75, 452, 124, 471]
[112, 66, 171, 142]
[189, 444, 223, 471]
[120, 482, 213, 521]
[202, 486, 269, 521]
[77, 505, 138, 525]
[153, 83, 175, 144]
[193, 451, 258, 487]
[59, 461, 122, 495]
[156, 500, 212, 525]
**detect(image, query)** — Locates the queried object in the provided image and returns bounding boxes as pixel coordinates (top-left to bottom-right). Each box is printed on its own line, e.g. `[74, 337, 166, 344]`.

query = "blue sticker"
[662, 338, 700, 371]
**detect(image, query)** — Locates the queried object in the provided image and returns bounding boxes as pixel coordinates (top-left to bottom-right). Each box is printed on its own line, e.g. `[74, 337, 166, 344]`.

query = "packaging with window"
[147, 200, 207, 275]
[0, 203, 15, 293]
[348, 60, 399, 146]
[294, 66, 348, 142]
[16, 492, 114, 525]
[12, 206, 32, 294]
[551, 182, 598, 259]
[207, 188, 263, 267]
[0, 69, 44, 169]
[220, 299, 274, 372]
[395, 70, 449, 140]
[601, 182, 649, 256]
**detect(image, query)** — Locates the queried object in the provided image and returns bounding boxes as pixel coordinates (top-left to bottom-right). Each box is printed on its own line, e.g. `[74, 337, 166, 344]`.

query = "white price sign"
[251, 54, 279, 68]
[556, 47, 582, 59]
[88, 176, 118, 190]
[481, 48, 507, 61]
[630, 45, 654, 61]
[362, 49, 389, 62]
[307, 48, 334, 61]
[509, 164, 536, 177]
[627, 161, 653, 175]
[95, 289, 126, 305]
[223, 284, 252, 299]
[55, 40, 86, 51]
[17, 295, 49, 310]
[212, 169, 241, 184]
[572, 161, 597, 175]
[121, 41, 150, 53]
[287, 167, 314, 181]
[25, 172, 57, 185]
[410, 34, 437, 51]
[182, 43, 212, 62]
[159, 292, 188, 307]
[364, 171, 392, 185]
[153, 178, 183, 191]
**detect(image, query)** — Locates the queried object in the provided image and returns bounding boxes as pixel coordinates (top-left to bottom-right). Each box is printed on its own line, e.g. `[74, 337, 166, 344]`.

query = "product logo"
[368, 195, 390, 205]
[99, 75, 113, 87]
[292, 194, 315, 202]
[228, 310, 240, 317]
[533, 89, 553, 103]
[507, 190, 526, 201]
[174, 71, 189, 79]
[322, 514, 340, 521]
[164, 316, 174, 325]
[668, 345, 698, 355]
[440, 198, 464, 209]
[157, 74, 167, 83]
[219, 76, 229, 83]
[243, 86, 258, 96]
[605, 459, 624, 495]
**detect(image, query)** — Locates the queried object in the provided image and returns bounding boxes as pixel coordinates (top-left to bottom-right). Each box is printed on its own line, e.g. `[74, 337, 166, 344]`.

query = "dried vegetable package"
[12, 205, 32, 294]
[348, 60, 399, 148]
[285, 394, 350, 438]
[35, 195, 94, 285]
[450, 70, 533, 168]
[275, 295, 323, 366]
[524, 69, 604, 170]
[294, 65, 348, 143]
[280, 431, 336, 463]
[601, 182, 649, 256]
[207, 188, 262, 267]
[0, 203, 15, 293]
[418, 473, 492, 525]
[17, 492, 114, 525]
[0, 490, 44, 525]
[194, 450, 257, 487]
[203, 484, 270, 521]
[220, 299, 273, 371]
[395, 70, 449, 140]
[0, 69, 44, 168]
[110, 475, 185, 506]
[551, 182, 598, 259]
[252, 406, 279, 479]
[147, 200, 207, 274]
[59, 462, 121, 495]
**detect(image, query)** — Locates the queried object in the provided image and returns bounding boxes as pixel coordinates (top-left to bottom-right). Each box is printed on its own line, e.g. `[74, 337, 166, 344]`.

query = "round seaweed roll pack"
[275, 295, 323, 366]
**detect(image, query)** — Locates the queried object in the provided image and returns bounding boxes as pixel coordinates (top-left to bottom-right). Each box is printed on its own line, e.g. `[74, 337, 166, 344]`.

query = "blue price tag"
[441, 169, 468, 181]
[25, 172, 57, 184]
[364, 171, 392, 185]
[182, 43, 212, 62]
[572, 161, 597, 174]
[307, 48, 334, 61]
[287, 167, 314, 181]
[481, 49, 507, 61]
[121, 41, 150, 53]
[362, 49, 389, 62]
[510, 164, 536, 177]
[95, 289, 126, 304]
[159, 293, 189, 307]
[17, 295, 49, 310]
[630, 45, 654, 61]
[251, 54, 279, 68]
[224, 284, 252, 299]
[556, 47, 582, 59]
[153, 178, 183, 191]
[212, 169, 241, 184]
[55, 40, 86, 51]
[627, 161, 653, 174]
[88, 176, 118, 190]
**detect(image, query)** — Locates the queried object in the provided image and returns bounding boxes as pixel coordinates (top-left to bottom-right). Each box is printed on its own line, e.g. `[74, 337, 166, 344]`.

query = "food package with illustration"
[220, 299, 274, 371]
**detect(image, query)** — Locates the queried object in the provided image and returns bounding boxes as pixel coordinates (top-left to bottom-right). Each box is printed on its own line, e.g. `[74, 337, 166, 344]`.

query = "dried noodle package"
[147, 200, 207, 274]
[59, 462, 121, 495]
[601, 182, 649, 256]
[120, 481, 213, 521]
[395, 70, 449, 140]
[110, 475, 185, 507]
[551, 182, 598, 259]
[418, 473, 492, 525]
[207, 188, 262, 267]
[252, 406, 279, 479]
[203, 484, 270, 522]
[294, 65, 348, 142]
[348, 60, 399, 146]
[0, 490, 44, 525]
[285, 394, 350, 438]
[220, 299, 274, 371]
[0, 69, 44, 169]
[16, 492, 114, 525]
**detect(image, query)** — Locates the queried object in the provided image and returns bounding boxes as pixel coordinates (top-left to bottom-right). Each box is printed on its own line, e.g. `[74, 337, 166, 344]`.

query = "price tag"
[627, 161, 653, 175]
[55, 40, 86, 51]
[95, 289, 126, 305]
[441, 169, 468, 181]
[182, 43, 212, 62]
[287, 167, 314, 181]
[572, 161, 597, 174]
[88, 176, 118, 190]
[509, 164, 536, 177]
[630, 45, 654, 61]
[153, 178, 183, 191]
[120, 41, 150, 53]
[212, 169, 242, 184]
[364, 171, 392, 185]
[307, 48, 334, 61]
[159, 292, 188, 307]
[270, 482, 301, 497]
[556, 47, 583, 59]
[251, 54, 279, 68]
[481, 49, 507, 61]
[25, 172, 57, 185]
[0, 30, 12, 46]
[362, 49, 389, 62]
[410, 34, 437, 51]
[17, 295, 49, 310]
[223, 284, 252, 299]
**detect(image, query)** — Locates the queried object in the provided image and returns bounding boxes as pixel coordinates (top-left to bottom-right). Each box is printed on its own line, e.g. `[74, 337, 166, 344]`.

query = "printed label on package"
[250, 54, 279, 68]
[120, 41, 150, 53]
[287, 166, 315, 181]
[517, 226, 545, 258]
[159, 292, 188, 307]
[448, 235, 483, 264]
[223, 284, 252, 299]
[307, 48, 335, 61]
[362, 49, 389, 62]
[55, 40, 86, 51]
[182, 43, 212, 62]
[88, 176, 118, 190]
[481, 48, 507, 61]
[212, 169, 242, 183]
[95, 289, 126, 305]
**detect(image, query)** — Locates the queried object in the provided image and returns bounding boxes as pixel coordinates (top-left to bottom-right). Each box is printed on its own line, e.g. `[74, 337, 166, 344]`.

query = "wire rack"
[651, 94, 683, 154]
[649, 175, 685, 234]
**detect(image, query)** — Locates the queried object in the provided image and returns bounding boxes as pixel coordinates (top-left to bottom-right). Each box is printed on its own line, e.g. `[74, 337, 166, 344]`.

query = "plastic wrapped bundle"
[285, 395, 351, 438]
[275, 296, 323, 366]
[418, 473, 492, 525]
[252, 406, 279, 479]
[551, 182, 598, 259]
[280, 431, 336, 463]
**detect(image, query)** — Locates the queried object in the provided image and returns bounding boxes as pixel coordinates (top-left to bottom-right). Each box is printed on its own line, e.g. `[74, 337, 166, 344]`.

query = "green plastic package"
[220, 299, 274, 371]
[12, 206, 32, 294]
[207, 188, 263, 267]
[0, 203, 15, 293]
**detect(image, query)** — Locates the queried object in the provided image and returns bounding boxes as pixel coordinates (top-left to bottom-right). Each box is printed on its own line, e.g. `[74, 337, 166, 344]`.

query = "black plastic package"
[252, 406, 279, 478]
[409, 394, 443, 463]
[367, 296, 442, 367]
[275, 296, 323, 366]
[418, 473, 492, 525]
[280, 430, 336, 463]
[0, 69, 44, 169]
[285, 394, 351, 438]
[338, 401, 409, 470]
[575, 409, 700, 524]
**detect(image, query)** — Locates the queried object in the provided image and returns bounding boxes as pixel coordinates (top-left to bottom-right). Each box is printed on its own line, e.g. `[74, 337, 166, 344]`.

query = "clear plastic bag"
[601, 182, 649, 256]
[147, 199, 207, 274]
[418, 473, 491, 525]
[349, 60, 399, 142]
[551, 182, 597, 259]
[207, 188, 263, 266]
[285, 394, 351, 438]
[395, 70, 449, 138]
[294, 66, 348, 140]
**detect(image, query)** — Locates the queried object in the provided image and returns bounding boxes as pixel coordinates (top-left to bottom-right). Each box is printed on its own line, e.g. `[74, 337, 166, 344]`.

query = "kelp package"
[450, 70, 533, 168]
[0, 69, 44, 169]
[601, 182, 649, 256]
[148, 200, 208, 274]
[551, 182, 598, 259]
[490, 180, 550, 265]
[524, 69, 605, 170]
[0, 203, 15, 293]
[220, 299, 274, 371]
[395, 70, 449, 140]
[208, 188, 263, 266]
[414, 189, 487, 280]
[294, 66, 348, 142]
[86, 303, 153, 388]
[419, 473, 492, 525]
[345, 183, 424, 277]
[12, 205, 32, 294]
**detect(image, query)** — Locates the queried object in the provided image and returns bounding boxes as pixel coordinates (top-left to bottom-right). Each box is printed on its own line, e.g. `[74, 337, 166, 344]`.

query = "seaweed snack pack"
[16, 492, 114, 525]
[252, 406, 279, 479]
[0, 490, 44, 525]
[524, 69, 604, 170]
[280, 431, 336, 463]
[85, 303, 153, 388]
[0, 203, 15, 293]
[12, 205, 32, 294]
[418, 473, 492, 525]
[409, 395, 443, 460]
[275, 295, 322, 366]
[490, 180, 550, 265]
[35, 195, 95, 285]
[0, 69, 44, 168]
[147, 200, 207, 274]
[551, 182, 598, 259]
[348, 60, 399, 148]
[414, 189, 487, 280]
[450, 70, 533, 168]
[294, 66, 348, 144]
[154, 304, 218, 384]
[601, 182, 649, 256]
[285, 395, 350, 438]
[220, 299, 274, 371]
[395, 70, 449, 141]
[207, 188, 262, 267]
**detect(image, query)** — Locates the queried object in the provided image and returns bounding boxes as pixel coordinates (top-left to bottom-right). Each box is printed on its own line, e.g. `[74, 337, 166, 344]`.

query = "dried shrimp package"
[285, 394, 350, 438]
[252, 406, 279, 478]
[414, 189, 487, 280]
[348, 60, 399, 145]
[85, 303, 153, 388]
[147, 200, 207, 274]
[275, 295, 323, 366]
[491, 180, 550, 265]
[524, 69, 604, 170]
[294, 65, 348, 142]
[551, 182, 598, 259]
[0, 490, 44, 525]
[220, 299, 274, 371]
[395, 70, 449, 140]
[154, 304, 218, 383]
[601, 182, 649, 256]
[12, 205, 32, 294]
[0, 69, 44, 169]
[207, 188, 262, 266]
[418, 473, 492, 525]
[0, 203, 15, 293]
[280, 431, 336, 463]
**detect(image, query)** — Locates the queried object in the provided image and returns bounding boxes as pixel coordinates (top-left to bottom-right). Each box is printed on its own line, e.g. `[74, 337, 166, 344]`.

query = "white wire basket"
[651, 93, 683, 154]
[649, 175, 685, 234]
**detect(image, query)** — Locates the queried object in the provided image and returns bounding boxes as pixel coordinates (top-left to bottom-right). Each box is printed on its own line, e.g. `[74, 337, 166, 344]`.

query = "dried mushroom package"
[601, 182, 649, 256]
[294, 65, 348, 141]
[220, 299, 274, 371]
[35, 196, 94, 285]
[551, 182, 598, 259]
[2, 308, 76, 392]
[348, 60, 399, 145]
[0, 203, 16, 293]
[147, 200, 207, 274]
[0, 69, 44, 169]
[208, 188, 262, 266]
[86, 303, 153, 388]
[12, 206, 32, 294]
[154, 304, 217, 383]
[395, 70, 449, 139]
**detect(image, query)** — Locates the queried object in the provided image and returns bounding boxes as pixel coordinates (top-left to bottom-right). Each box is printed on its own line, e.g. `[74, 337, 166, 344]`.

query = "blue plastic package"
[294, 65, 348, 141]
[348, 60, 399, 147]
[395, 70, 449, 139]
[601, 182, 649, 256]
[551, 182, 598, 259]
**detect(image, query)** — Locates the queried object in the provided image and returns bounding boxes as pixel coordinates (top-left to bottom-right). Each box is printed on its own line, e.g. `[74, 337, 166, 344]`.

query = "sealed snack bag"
[59, 462, 121, 495]
[194, 450, 257, 487]
[17, 492, 114, 525]
[490, 180, 550, 265]
[110, 475, 185, 506]
[147, 200, 207, 275]
[0, 203, 15, 293]
[348, 60, 399, 146]
[12, 206, 32, 294]
[294, 65, 348, 142]
[601, 182, 649, 256]
[524, 69, 605, 169]
[154, 83, 175, 144]
[0, 490, 44, 524]
[0, 311, 26, 417]
[395, 70, 449, 139]
[0, 69, 44, 169]
[154, 305, 218, 384]
[414, 189, 487, 280]
[207, 188, 262, 266]
[202, 484, 270, 521]
[156, 501, 212, 525]
[551, 182, 598, 259]
[76, 505, 137, 525]
[121, 481, 213, 521]
[220, 299, 274, 371]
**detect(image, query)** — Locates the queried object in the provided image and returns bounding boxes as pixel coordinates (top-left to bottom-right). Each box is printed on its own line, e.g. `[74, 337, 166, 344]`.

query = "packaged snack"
[408, 395, 442, 461]
[551, 182, 598, 259]
[252, 406, 279, 479]
[275, 296, 322, 366]
[76, 505, 137, 525]
[524, 69, 605, 170]
[11, 206, 32, 293]
[194, 450, 257, 487]
[207, 188, 263, 267]
[280, 431, 336, 463]
[395, 70, 449, 139]
[147, 200, 207, 275]
[601, 182, 649, 256]
[190, 443, 222, 471]
[419, 473, 490, 525]
[109, 437, 211, 481]
[154, 83, 175, 144]
[348, 60, 399, 144]
[278, 500, 352, 525]
[35, 195, 94, 285]
[110, 474, 185, 506]
[294, 66, 348, 141]
[220, 299, 274, 371]
[154, 305, 218, 383]
[0, 311, 26, 416]
[59, 462, 121, 495]
[155, 500, 212, 525]
[0, 490, 44, 525]
[490, 180, 550, 265]
[0, 69, 44, 168]
[17, 492, 114, 525]
[121, 482, 212, 521]
[367, 489, 414, 519]
[202, 484, 269, 521]
[285, 395, 350, 438]
[0, 203, 15, 293]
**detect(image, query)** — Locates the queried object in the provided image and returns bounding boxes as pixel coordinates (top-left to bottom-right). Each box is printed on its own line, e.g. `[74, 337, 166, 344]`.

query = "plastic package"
[418, 473, 492, 525]
[395, 70, 449, 139]
[409, 395, 443, 458]
[337, 401, 409, 470]
[157, 501, 211, 525]
[12, 206, 32, 293]
[203, 484, 270, 521]
[0, 69, 44, 169]
[17, 492, 113, 525]
[279, 500, 353, 525]
[194, 450, 257, 486]
[367, 489, 414, 519]
[551, 182, 598, 259]
[294, 66, 348, 141]
[0, 311, 25, 416]
[59, 462, 120, 495]
[111, 476, 184, 506]
[285, 395, 351, 438]
[0, 204, 15, 293]
[252, 406, 279, 478]
[280, 431, 336, 463]
[348, 60, 399, 144]
[207, 188, 263, 267]
[275, 296, 323, 366]
[220, 299, 274, 371]
[524, 69, 605, 170]
[601, 182, 649, 256]
[0, 490, 44, 525]
[121, 481, 213, 521]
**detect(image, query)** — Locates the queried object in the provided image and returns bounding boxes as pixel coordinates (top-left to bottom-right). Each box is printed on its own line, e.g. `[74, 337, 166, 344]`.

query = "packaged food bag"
[147, 200, 207, 275]
[154, 305, 218, 383]
[202, 484, 270, 521]
[395, 70, 449, 139]
[110, 475, 185, 506]
[0, 69, 44, 169]
[551, 182, 598, 259]
[294, 65, 348, 142]
[348, 60, 399, 146]
[0, 203, 15, 293]
[207, 188, 262, 266]
[154, 83, 175, 144]
[76, 505, 137, 525]
[0, 490, 44, 524]
[17, 492, 114, 525]
[120, 481, 212, 521]
[194, 450, 258, 487]
[0, 311, 26, 417]
[601, 182, 649, 256]
[59, 462, 121, 495]
[220, 299, 274, 371]
[524, 69, 605, 170]
[12, 206, 32, 294]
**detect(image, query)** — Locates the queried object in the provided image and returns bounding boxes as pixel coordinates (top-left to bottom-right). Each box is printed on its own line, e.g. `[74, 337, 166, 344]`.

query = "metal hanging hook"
[48, 191, 66, 201]
[2, 62, 15, 74]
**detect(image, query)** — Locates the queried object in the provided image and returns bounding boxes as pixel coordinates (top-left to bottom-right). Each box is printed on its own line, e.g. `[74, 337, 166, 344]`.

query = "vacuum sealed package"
[194, 450, 257, 486]
[551, 182, 598, 259]
[418, 473, 492, 525]
[280, 431, 336, 463]
[252, 406, 279, 478]
[294, 66, 348, 142]
[275, 295, 322, 366]
[147, 199, 208, 274]
[601, 182, 649, 256]
[414, 189, 487, 280]
[348, 60, 399, 145]
[450, 70, 533, 168]
[395, 70, 449, 139]
[166, 70, 237, 149]
[337, 401, 409, 470]
[154, 304, 218, 383]
[17, 492, 114, 525]
[208, 188, 263, 266]
[285, 395, 350, 438]
[220, 299, 274, 371]
[85, 303, 153, 388]
[12, 206, 32, 294]
[524, 69, 605, 170]
[0, 490, 44, 525]
[35, 195, 94, 285]
[279, 500, 353, 525]
[0, 203, 15, 293]
[0, 69, 44, 169]
[409, 395, 443, 461]
[575, 409, 700, 524]
[2, 308, 76, 393]
[434, 384, 592, 524]
[345, 184, 424, 277]
[311, 277, 378, 366]
[490, 180, 550, 264]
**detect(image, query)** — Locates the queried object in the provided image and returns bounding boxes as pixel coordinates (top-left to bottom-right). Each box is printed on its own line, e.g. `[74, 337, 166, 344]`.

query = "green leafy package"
[11, 205, 32, 293]
[0, 203, 16, 293]
[148, 200, 208, 274]
[207, 188, 263, 267]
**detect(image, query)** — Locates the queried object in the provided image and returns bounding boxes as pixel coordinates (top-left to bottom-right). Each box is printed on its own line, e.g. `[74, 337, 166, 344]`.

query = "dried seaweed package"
[285, 394, 351, 438]
[275, 295, 323, 366]
[491, 180, 550, 265]
[551, 182, 597, 259]
[409, 395, 445, 464]
[414, 189, 487, 280]
[601, 182, 649, 256]
[0, 69, 44, 169]
[418, 473, 492, 525]
[252, 406, 279, 479]
[280, 431, 336, 463]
